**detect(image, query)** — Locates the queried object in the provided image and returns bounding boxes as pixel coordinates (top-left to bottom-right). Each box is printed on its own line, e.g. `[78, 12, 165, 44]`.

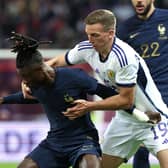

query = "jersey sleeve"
[65, 44, 87, 65]
[114, 45, 139, 87]
[3, 92, 39, 104]
[115, 64, 138, 87]
[95, 83, 118, 98]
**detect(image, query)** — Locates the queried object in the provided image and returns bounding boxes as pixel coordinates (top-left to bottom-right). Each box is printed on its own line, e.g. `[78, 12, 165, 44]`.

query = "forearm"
[87, 94, 133, 111]
[2, 92, 39, 104]
[46, 55, 67, 67]
[95, 83, 137, 114]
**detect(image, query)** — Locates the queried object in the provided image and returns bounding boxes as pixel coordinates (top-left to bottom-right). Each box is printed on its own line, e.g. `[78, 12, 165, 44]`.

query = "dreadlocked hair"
[16, 48, 43, 69]
[8, 32, 52, 68]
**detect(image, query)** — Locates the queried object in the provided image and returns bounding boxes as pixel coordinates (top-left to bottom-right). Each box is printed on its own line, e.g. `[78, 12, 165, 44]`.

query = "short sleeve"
[65, 44, 87, 65]
[115, 64, 138, 87]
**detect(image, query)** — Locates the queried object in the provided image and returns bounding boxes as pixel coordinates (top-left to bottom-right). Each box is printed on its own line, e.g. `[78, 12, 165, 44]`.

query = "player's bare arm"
[63, 85, 161, 123]
[79, 86, 135, 111]
[63, 86, 135, 120]
[63, 86, 133, 120]
[45, 54, 67, 67]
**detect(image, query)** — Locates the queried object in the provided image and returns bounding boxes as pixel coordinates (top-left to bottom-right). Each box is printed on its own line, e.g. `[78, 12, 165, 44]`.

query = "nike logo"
[129, 32, 140, 39]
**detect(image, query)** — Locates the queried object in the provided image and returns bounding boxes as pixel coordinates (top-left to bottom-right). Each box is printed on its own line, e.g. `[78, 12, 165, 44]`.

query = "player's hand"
[132, 109, 161, 124]
[21, 82, 36, 99]
[45, 59, 55, 67]
[63, 99, 90, 120]
[145, 111, 161, 124]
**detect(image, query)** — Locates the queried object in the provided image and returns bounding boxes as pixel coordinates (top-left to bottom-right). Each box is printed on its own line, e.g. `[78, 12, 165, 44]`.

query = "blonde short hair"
[84, 9, 116, 31]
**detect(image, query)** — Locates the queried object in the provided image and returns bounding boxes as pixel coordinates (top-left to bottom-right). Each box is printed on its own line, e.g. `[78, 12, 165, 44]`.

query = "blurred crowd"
[0, 0, 167, 48]
[0, 0, 167, 121]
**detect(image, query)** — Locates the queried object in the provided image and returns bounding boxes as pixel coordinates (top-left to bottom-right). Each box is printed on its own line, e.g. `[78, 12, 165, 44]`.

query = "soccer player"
[1, 32, 121, 168]
[117, 0, 168, 167]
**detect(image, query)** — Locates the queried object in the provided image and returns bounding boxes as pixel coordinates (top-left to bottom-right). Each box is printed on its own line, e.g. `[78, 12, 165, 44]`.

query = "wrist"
[133, 108, 149, 122]
[87, 101, 99, 111]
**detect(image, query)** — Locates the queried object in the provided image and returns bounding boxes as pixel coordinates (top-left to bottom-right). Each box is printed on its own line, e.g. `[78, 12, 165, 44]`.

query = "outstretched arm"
[46, 54, 68, 67]
[1, 92, 39, 104]
[63, 84, 161, 124]
[95, 83, 137, 115]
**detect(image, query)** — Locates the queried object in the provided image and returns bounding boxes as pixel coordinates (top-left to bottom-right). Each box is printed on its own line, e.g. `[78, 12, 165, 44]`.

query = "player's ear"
[109, 29, 115, 38]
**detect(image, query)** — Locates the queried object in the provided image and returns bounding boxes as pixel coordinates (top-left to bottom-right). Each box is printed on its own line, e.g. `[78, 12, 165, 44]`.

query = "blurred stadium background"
[0, 0, 167, 167]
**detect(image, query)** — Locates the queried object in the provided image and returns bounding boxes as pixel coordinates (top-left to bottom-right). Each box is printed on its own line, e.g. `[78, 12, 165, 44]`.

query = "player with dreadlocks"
[1, 32, 107, 168]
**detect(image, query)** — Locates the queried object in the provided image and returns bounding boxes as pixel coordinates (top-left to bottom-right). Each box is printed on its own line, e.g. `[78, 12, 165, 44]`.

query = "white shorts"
[101, 114, 168, 160]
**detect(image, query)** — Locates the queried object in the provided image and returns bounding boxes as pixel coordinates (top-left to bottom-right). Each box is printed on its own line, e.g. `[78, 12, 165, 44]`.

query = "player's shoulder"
[114, 37, 135, 53]
[56, 67, 86, 76]
[112, 37, 138, 67]
[76, 40, 93, 51]
[117, 15, 138, 39]
[123, 15, 137, 26]
[152, 8, 168, 21]
[155, 8, 168, 15]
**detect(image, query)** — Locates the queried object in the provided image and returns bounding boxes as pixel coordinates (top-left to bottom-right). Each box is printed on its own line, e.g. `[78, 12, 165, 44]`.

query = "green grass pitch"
[0, 163, 159, 168]
[0, 163, 18, 168]
[119, 164, 159, 168]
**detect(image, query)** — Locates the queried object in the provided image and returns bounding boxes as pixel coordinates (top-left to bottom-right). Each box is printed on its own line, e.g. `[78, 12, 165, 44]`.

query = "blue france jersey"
[30, 68, 99, 148]
[118, 8, 168, 104]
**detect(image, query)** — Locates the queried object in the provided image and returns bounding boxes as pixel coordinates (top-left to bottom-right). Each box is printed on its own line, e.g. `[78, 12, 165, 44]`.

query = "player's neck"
[99, 39, 113, 60]
[137, 5, 155, 20]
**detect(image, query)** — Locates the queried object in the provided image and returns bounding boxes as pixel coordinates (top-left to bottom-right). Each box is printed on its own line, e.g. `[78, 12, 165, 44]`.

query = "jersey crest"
[157, 24, 167, 40]
[107, 70, 115, 80]
[64, 94, 74, 103]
